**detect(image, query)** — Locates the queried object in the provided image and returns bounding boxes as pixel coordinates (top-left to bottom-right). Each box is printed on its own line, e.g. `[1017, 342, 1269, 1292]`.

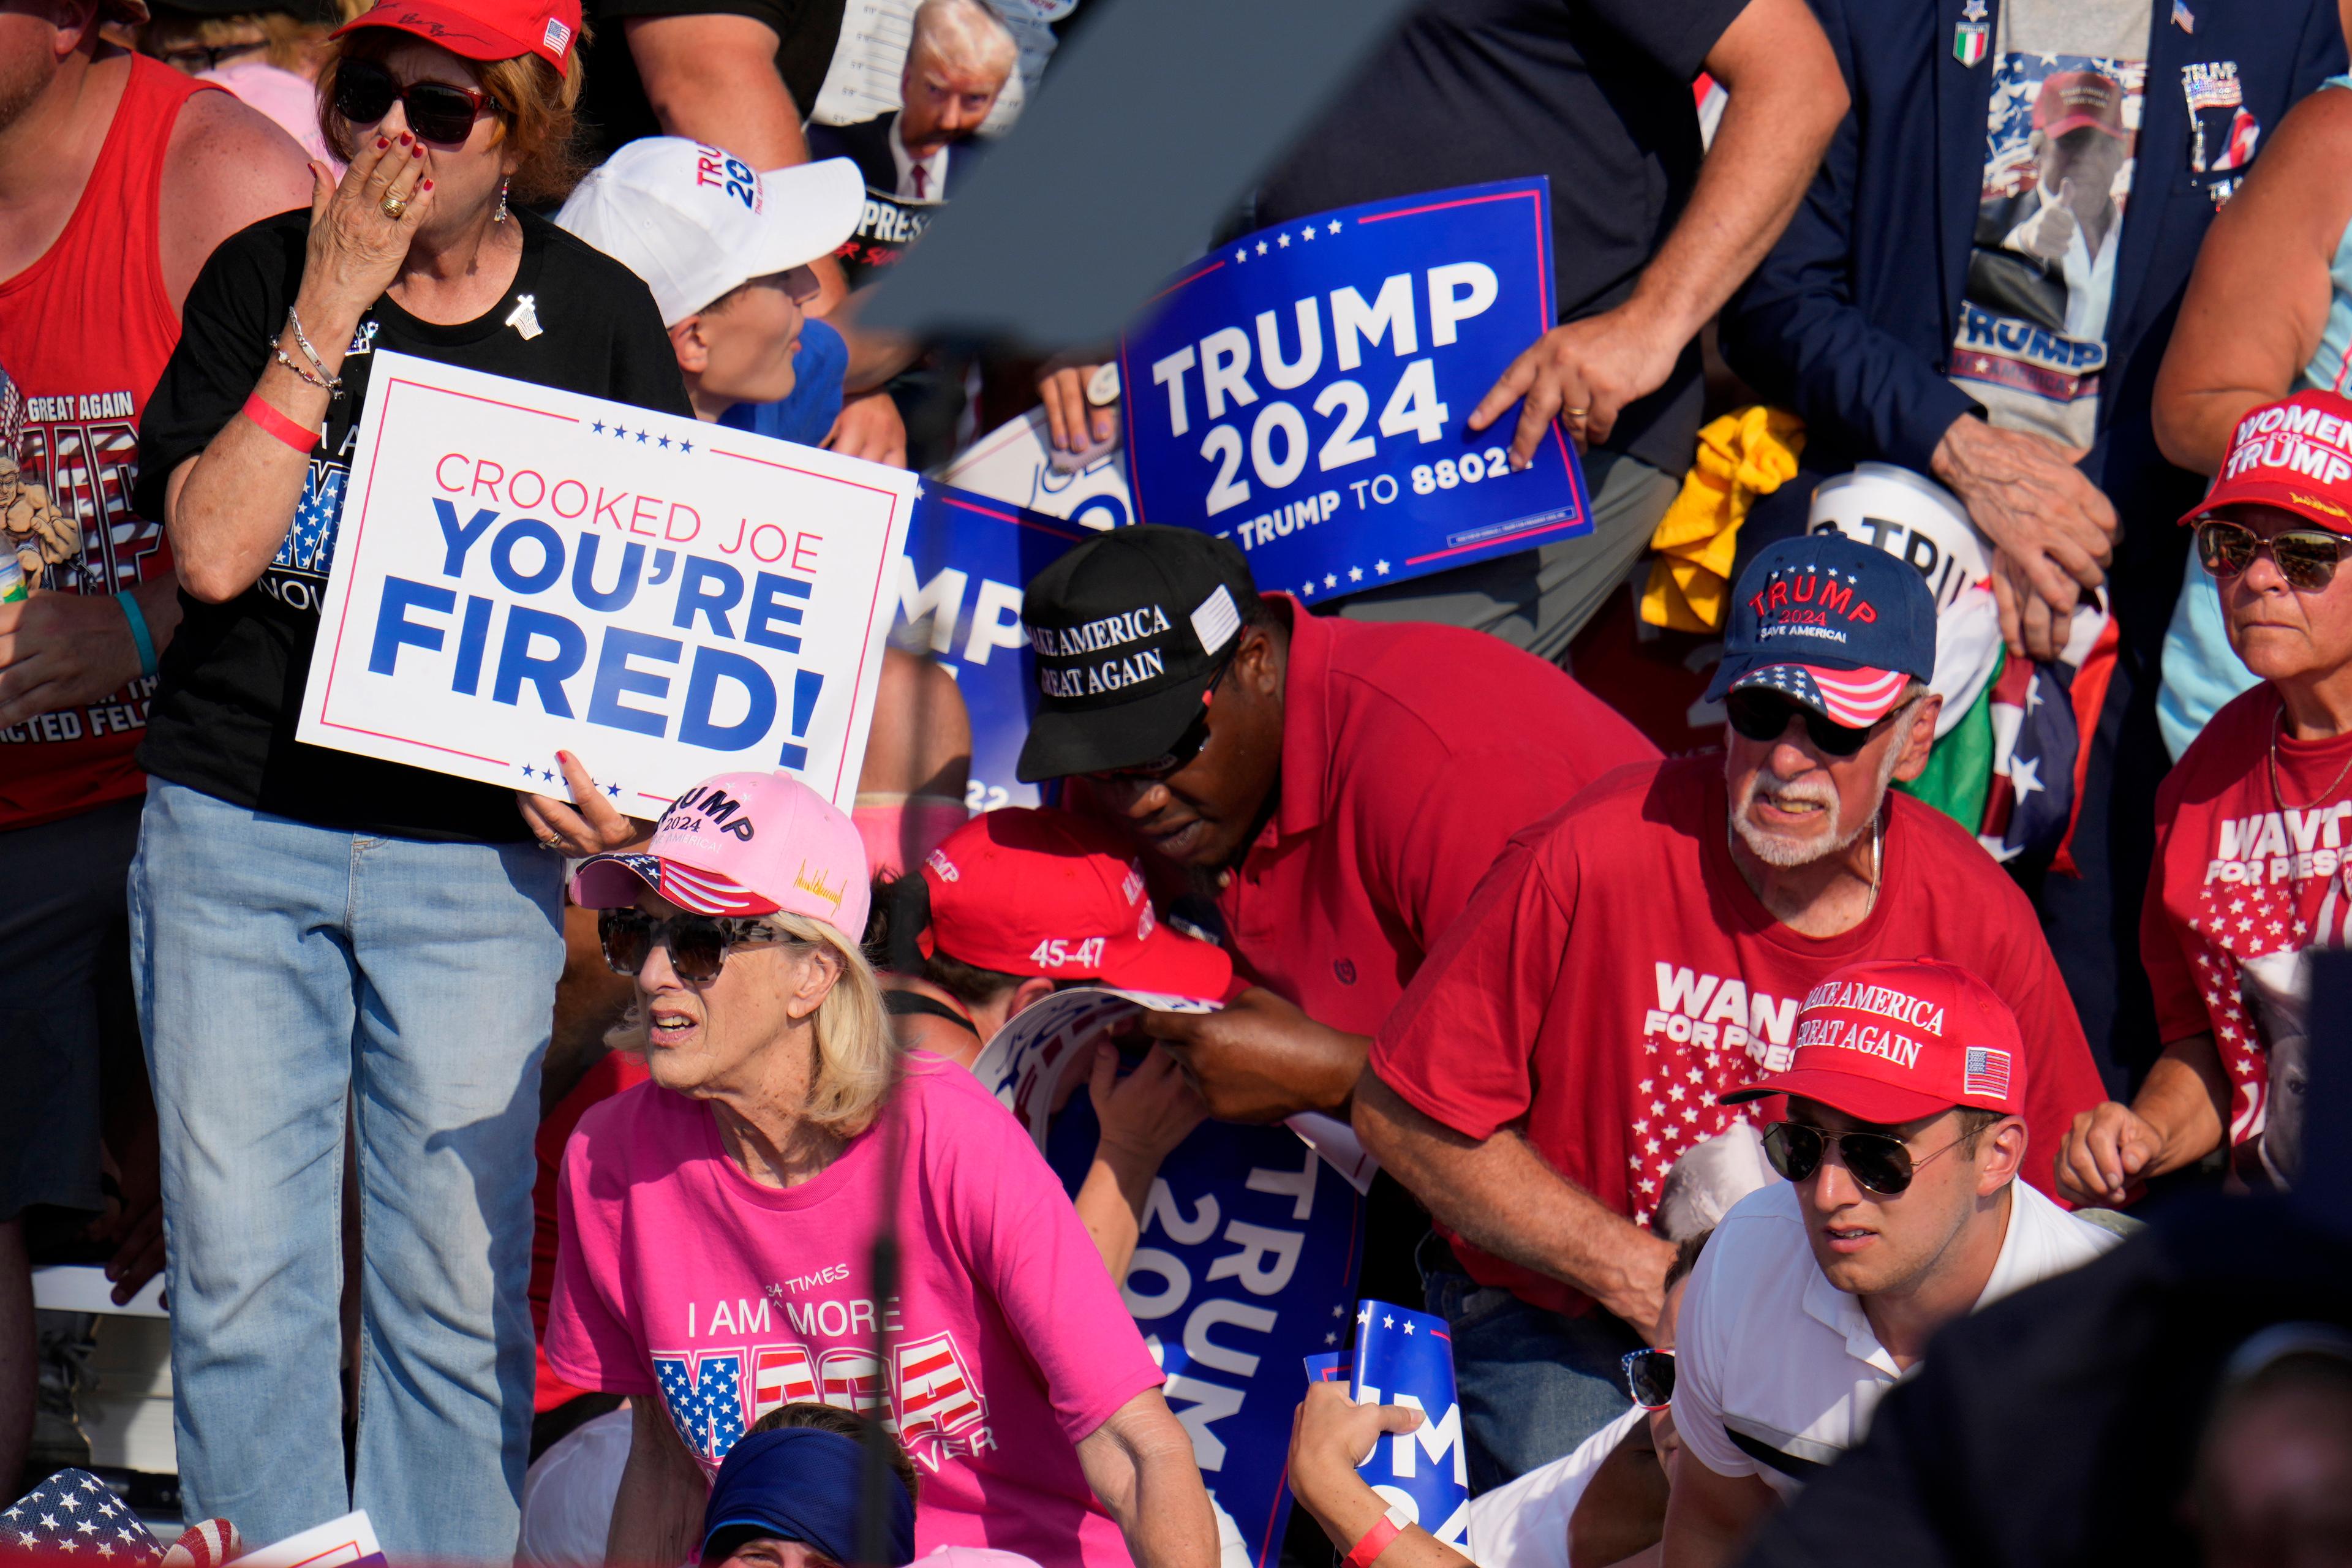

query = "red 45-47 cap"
[1721, 957, 2027, 1125]
[919, 809, 1232, 1001]
[335, 0, 582, 75]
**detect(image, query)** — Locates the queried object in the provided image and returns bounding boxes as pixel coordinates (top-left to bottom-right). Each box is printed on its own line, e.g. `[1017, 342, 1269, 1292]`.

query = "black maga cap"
[1016, 526, 1253, 782]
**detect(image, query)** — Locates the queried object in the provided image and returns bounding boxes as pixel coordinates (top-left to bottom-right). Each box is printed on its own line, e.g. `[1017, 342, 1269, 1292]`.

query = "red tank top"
[0, 58, 213, 831]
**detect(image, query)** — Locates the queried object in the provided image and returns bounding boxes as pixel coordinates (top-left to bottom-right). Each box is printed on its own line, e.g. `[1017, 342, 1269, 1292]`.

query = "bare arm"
[1140, 988, 1369, 1123]
[605, 1397, 707, 1567]
[2053, 1031, 2231, 1206]
[0, 78, 307, 729]
[1660, 1454, 1779, 1568]
[160, 83, 314, 317]
[1072, 1042, 1207, 1280]
[623, 14, 848, 317]
[2153, 86, 2352, 475]
[1467, 0, 1847, 460]
[1354, 1070, 1675, 1340]
[1074, 1389, 1219, 1568]
[166, 137, 431, 604]
[1287, 1385, 1474, 1568]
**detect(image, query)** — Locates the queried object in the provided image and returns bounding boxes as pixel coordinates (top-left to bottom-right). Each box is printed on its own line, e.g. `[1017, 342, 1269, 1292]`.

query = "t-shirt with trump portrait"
[546, 1055, 1163, 1568]
[2143, 682, 2351, 1190]
[1369, 753, 2108, 1317]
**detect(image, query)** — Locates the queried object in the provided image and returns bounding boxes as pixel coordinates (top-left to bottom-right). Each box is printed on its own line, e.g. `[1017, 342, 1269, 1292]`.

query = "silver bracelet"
[271, 342, 334, 391]
[284, 306, 341, 390]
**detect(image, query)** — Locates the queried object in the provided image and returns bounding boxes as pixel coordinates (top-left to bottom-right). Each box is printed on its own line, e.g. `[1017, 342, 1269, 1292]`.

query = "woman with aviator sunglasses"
[549, 771, 1217, 1568]
[2059, 388, 2352, 1210]
[127, 0, 691, 1553]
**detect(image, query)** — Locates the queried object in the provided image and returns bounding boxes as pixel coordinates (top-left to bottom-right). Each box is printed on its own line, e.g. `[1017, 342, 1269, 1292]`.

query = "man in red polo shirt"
[1015, 526, 1657, 1304]
[1354, 533, 2106, 1489]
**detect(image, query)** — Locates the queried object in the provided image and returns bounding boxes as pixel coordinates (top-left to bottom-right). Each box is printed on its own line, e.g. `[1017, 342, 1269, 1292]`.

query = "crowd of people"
[4, 0, 2352, 1564]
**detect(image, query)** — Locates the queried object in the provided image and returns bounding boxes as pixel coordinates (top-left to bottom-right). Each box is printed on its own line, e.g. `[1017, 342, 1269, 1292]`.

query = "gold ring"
[1563, 406, 1589, 418]
[381, 195, 409, 220]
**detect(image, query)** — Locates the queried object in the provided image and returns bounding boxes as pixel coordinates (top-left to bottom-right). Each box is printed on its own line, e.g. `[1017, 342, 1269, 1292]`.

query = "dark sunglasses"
[1762, 1120, 1966, 1197]
[1623, 1348, 1675, 1410]
[2196, 518, 2352, 594]
[598, 908, 783, 984]
[1725, 687, 1899, 758]
[334, 57, 501, 146]
[1085, 655, 1236, 783]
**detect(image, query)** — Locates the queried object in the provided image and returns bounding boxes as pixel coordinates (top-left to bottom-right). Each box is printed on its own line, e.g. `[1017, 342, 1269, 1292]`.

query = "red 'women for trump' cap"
[2182, 388, 2352, 534]
[335, 0, 582, 75]
[1720, 957, 2027, 1125]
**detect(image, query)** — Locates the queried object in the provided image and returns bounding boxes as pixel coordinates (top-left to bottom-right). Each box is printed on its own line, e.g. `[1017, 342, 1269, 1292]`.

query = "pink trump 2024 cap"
[570, 771, 871, 943]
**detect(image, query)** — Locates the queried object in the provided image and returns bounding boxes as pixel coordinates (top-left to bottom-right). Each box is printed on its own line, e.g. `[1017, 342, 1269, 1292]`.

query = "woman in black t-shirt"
[127, 2, 690, 1554]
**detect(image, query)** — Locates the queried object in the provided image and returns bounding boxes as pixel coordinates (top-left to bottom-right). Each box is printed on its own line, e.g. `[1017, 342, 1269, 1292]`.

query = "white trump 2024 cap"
[556, 138, 865, 326]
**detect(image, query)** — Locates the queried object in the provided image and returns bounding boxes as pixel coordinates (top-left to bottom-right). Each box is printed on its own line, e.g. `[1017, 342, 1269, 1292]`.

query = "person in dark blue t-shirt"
[720, 315, 848, 446]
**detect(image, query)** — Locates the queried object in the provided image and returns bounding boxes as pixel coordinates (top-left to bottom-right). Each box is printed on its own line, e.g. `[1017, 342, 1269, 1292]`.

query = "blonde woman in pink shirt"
[546, 769, 1215, 1568]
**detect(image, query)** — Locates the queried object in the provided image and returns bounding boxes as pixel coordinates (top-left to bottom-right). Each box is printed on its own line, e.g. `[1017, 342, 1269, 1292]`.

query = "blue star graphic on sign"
[591, 420, 605, 435]
[637, 430, 650, 443]
[612, 424, 629, 440]
[680, 439, 693, 453]
[658, 434, 671, 450]
[605, 782, 620, 798]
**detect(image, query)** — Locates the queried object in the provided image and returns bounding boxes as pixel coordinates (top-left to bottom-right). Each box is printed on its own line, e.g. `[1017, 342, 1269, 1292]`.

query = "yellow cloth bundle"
[1639, 405, 1806, 632]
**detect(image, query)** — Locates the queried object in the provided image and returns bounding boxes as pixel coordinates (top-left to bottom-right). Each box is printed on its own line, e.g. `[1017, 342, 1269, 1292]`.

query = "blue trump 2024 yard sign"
[1120, 179, 1590, 603]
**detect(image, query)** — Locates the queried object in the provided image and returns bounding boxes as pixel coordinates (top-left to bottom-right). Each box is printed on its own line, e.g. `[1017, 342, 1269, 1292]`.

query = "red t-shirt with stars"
[1371, 754, 2105, 1316]
[2144, 684, 2352, 1157]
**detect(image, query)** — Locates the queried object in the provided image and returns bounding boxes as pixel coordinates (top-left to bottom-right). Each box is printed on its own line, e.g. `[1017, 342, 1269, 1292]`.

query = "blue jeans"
[1423, 1259, 1642, 1494]
[128, 780, 564, 1559]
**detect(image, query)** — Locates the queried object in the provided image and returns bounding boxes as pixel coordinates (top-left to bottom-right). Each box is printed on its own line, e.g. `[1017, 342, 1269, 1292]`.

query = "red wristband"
[1343, 1507, 1406, 1568]
[241, 393, 316, 454]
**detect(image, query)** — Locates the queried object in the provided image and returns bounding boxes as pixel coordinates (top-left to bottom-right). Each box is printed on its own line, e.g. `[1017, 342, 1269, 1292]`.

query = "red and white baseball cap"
[571, 771, 870, 942]
[918, 809, 1232, 1001]
[335, 0, 582, 76]
[555, 138, 865, 325]
[1721, 957, 2026, 1124]
[2180, 389, 2352, 534]
[2032, 69, 2129, 140]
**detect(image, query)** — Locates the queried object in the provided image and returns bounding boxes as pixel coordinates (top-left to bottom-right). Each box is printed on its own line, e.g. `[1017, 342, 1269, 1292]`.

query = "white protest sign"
[295, 350, 917, 813]
[238, 1510, 383, 1568]
[937, 405, 1132, 531]
[810, 0, 1067, 137]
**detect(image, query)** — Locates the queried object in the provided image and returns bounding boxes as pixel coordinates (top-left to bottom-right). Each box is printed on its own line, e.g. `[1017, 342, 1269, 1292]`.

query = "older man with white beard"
[1354, 533, 2106, 1490]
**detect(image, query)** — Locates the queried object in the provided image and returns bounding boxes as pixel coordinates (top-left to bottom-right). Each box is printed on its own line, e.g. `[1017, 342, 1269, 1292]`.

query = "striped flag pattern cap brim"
[657, 859, 779, 916]
[1730, 662, 1910, 726]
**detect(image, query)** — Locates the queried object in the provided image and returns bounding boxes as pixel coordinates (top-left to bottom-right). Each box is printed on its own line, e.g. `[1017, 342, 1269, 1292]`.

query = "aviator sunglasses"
[1761, 1120, 1968, 1198]
[333, 57, 502, 146]
[2196, 518, 2352, 594]
[598, 908, 783, 984]
[1622, 1348, 1675, 1410]
[1725, 687, 1899, 759]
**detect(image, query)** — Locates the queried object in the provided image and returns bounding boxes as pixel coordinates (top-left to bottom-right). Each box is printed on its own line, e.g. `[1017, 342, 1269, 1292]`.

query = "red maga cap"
[1721, 957, 2026, 1123]
[918, 809, 1232, 1001]
[2181, 389, 2352, 534]
[2033, 69, 2129, 140]
[334, 0, 581, 75]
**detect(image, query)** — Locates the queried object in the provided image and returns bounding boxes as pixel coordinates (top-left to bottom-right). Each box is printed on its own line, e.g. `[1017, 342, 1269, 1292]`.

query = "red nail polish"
[420, 179, 432, 191]
[399, 131, 412, 145]
[376, 137, 388, 149]
[412, 145, 424, 157]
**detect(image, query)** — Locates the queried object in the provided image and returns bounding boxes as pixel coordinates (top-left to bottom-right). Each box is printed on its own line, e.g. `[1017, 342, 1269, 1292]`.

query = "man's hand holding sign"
[293, 351, 916, 817]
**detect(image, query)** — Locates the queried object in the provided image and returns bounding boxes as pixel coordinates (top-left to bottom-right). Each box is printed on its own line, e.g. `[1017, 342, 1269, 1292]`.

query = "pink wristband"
[1343, 1507, 1406, 1568]
[241, 393, 316, 454]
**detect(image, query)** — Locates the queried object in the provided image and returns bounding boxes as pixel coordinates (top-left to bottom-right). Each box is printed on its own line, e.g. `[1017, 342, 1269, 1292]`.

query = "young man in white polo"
[1662, 957, 2124, 1566]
